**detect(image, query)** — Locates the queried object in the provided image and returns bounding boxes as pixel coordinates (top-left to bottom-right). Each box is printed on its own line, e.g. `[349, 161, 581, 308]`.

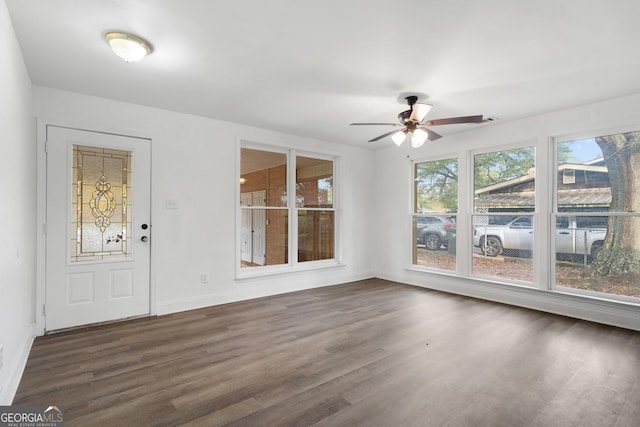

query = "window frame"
[410, 155, 461, 273]
[471, 140, 542, 286]
[295, 151, 336, 264]
[550, 127, 640, 303]
[410, 141, 541, 281]
[236, 142, 341, 279]
[408, 127, 639, 305]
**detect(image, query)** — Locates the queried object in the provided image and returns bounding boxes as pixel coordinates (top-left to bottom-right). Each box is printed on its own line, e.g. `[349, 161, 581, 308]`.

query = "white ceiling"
[7, 0, 640, 147]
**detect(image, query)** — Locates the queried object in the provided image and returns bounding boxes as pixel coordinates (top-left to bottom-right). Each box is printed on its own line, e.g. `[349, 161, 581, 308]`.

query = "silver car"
[473, 216, 606, 259]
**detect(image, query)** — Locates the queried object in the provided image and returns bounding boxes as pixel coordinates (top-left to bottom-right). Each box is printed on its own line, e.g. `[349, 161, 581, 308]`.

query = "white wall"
[374, 92, 640, 331]
[0, 0, 36, 404]
[33, 85, 375, 321]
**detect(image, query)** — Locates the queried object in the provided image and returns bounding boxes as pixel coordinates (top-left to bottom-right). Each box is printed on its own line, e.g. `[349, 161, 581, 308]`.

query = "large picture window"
[554, 132, 640, 299]
[410, 129, 639, 305]
[412, 158, 458, 271]
[240, 146, 336, 271]
[296, 156, 334, 262]
[471, 146, 536, 283]
[240, 148, 288, 268]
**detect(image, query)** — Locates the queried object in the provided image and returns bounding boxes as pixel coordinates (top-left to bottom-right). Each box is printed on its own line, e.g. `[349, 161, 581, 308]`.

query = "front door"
[45, 126, 151, 331]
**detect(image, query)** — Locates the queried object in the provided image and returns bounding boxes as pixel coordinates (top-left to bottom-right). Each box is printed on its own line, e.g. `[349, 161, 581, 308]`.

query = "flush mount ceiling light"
[105, 32, 152, 62]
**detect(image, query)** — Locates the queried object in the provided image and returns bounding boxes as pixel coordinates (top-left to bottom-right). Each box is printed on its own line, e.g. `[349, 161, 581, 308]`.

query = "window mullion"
[534, 136, 550, 290]
[458, 151, 471, 277]
[288, 149, 297, 267]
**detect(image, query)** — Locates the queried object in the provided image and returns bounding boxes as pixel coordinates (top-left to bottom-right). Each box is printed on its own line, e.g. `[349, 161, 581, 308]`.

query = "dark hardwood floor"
[14, 279, 640, 426]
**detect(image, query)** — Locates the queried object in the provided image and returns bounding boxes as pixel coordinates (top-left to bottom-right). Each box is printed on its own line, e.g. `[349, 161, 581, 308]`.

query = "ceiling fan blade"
[408, 103, 432, 123]
[350, 122, 401, 126]
[423, 115, 484, 126]
[369, 128, 405, 142]
[418, 126, 442, 141]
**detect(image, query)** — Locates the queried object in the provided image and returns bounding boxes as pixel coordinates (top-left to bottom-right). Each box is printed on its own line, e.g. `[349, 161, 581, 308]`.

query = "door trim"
[36, 119, 156, 335]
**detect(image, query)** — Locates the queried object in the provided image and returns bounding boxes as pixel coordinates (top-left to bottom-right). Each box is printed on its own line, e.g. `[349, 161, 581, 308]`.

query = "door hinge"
[43, 223, 47, 235]
[44, 141, 48, 153]
[42, 305, 46, 316]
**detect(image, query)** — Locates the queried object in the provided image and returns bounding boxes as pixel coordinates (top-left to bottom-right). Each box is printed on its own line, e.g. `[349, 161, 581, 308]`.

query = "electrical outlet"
[201, 272, 209, 284]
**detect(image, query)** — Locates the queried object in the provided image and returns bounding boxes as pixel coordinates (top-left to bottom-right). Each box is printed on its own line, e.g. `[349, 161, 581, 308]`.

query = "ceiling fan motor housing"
[398, 95, 420, 124]
[398, 110, 412, 124]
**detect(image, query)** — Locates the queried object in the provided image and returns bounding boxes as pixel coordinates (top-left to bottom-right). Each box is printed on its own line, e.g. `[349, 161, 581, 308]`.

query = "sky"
[561, 138, 603, 164]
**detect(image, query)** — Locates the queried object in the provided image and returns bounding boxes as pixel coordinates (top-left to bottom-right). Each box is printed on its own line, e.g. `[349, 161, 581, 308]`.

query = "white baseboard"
[157, 273, 375, 316]
[377, 270, 640, 331]
[0, 322, 36, 405]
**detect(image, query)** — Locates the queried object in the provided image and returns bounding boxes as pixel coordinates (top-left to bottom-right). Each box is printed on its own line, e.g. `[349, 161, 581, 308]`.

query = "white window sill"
[236, 260, 345, 280]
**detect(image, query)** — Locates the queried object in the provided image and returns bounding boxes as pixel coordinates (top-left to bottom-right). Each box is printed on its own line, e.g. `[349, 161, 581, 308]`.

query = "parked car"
[416, 215, 456, 250]
[472, 216, 606, 259]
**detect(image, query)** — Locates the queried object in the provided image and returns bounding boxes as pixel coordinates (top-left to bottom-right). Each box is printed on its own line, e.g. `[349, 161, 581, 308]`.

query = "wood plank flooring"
[13, 279, 640, 426]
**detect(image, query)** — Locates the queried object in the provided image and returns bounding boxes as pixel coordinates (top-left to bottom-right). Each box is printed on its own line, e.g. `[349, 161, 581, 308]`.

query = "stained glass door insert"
[71, 145, 132, 262]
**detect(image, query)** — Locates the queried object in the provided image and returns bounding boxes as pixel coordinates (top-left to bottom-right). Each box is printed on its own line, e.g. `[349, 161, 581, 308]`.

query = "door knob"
[141, 236, 149, 242]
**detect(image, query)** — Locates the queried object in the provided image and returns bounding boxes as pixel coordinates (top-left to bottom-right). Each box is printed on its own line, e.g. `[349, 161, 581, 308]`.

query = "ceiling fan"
[350, 95, 485, 147]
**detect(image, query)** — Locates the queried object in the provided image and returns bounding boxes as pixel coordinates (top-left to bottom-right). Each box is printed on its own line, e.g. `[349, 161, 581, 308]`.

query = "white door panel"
[45, 126, 151, 331]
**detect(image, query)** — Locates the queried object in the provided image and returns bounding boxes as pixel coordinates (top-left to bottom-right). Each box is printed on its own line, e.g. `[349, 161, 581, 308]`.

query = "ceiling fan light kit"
[411, 128, 429, 148]
[406, 98, 432, 123]
[391, 130, 406, 146]
[351, 95, 485, 147]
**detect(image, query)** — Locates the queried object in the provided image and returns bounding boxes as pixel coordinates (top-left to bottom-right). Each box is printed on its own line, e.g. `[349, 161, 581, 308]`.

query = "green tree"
[415, 148, 547, 213]
[591, 132, 640, 276]
[557, 142, 574, 164]
[415, 159, 458, 212]
[474, 148, 535, 190]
